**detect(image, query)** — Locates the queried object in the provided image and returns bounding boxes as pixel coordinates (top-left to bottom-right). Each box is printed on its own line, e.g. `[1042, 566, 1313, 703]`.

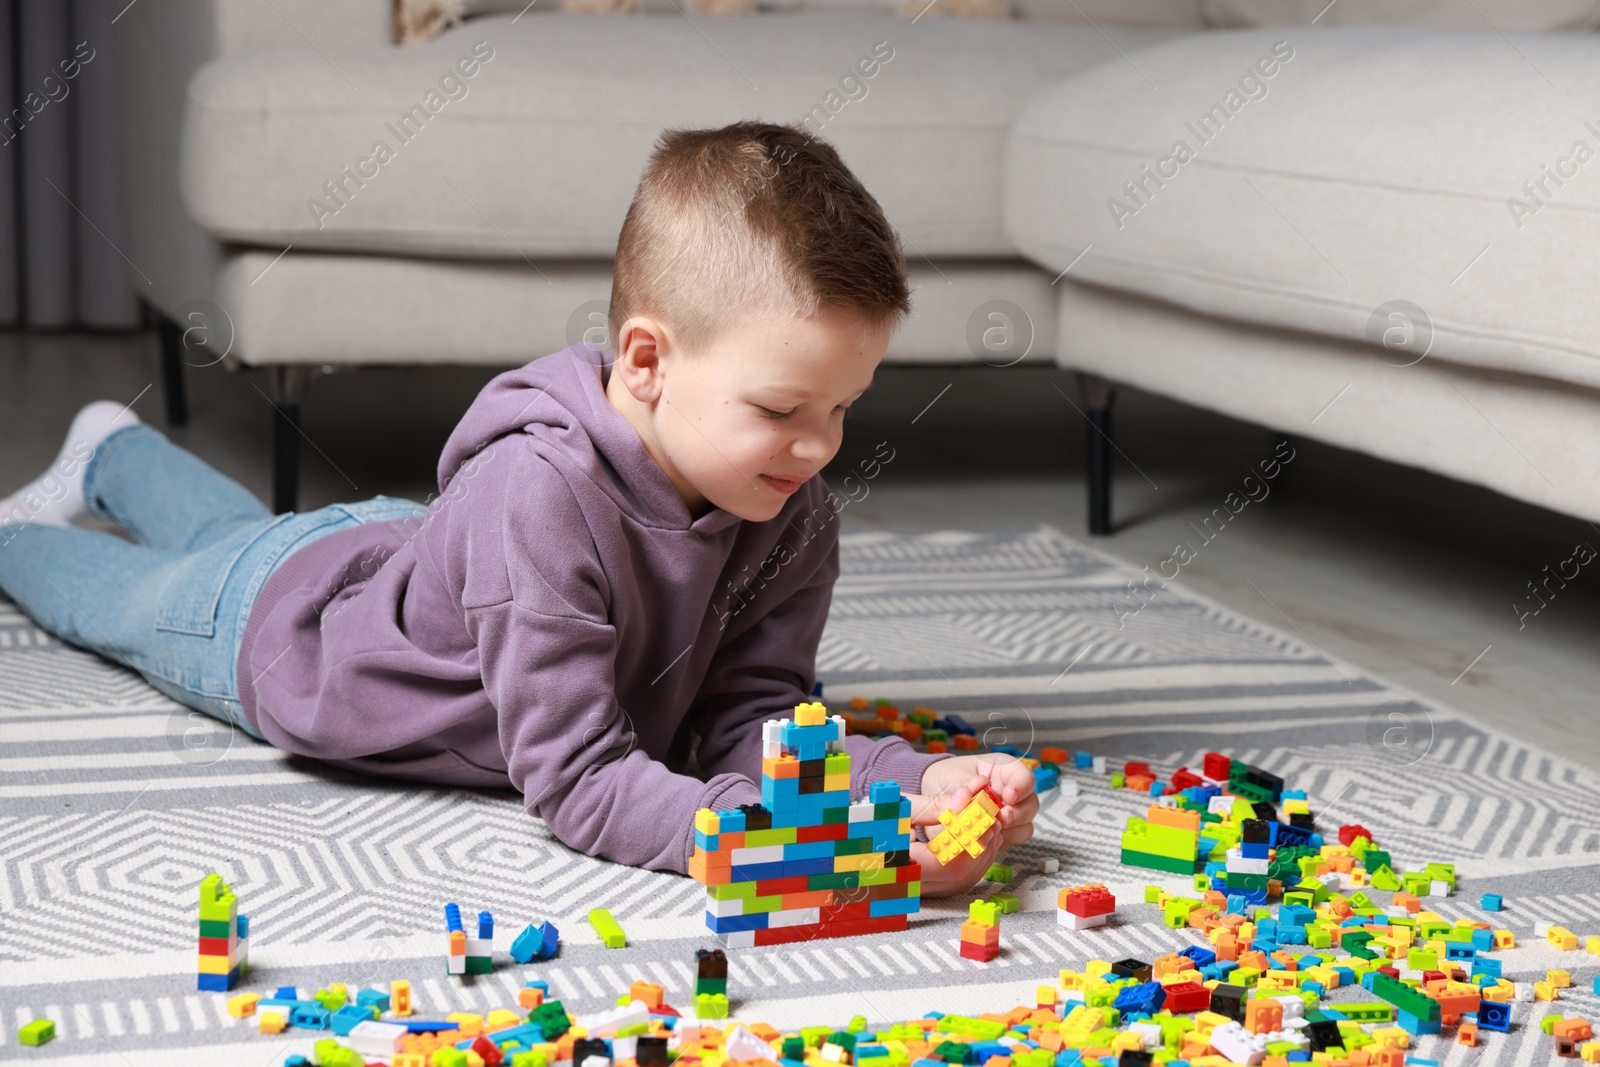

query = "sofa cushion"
[214, 250, 1058, 366]
[181, 12, 1179, 259]
[1202, 0, 1600, 32]
[1005, 27, 1600, 390]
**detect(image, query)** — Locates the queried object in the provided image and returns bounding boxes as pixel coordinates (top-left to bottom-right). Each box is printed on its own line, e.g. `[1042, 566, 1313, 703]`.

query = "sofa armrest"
[111, 0, 390, 318]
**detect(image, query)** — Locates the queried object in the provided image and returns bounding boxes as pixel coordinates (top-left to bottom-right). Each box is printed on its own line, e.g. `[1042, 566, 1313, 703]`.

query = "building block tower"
[445, 903, 493, 975]
[1120, 803, 1202, 874]
[689, 701, 921, 947]
[197, 873, 249, 992]
[960, 899, 1000, 961]
[1057, 883, 1117, 930]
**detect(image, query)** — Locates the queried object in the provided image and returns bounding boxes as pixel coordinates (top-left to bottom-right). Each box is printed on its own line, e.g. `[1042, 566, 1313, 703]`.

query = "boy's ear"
[613, 315, 668, 403]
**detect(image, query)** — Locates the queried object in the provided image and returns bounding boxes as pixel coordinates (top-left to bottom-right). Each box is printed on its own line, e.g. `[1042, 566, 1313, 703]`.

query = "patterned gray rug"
[1, 524, 1597, 1065]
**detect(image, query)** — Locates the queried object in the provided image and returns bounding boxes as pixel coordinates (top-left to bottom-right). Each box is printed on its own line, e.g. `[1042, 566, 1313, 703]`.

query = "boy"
[0, 122, 1034, 895]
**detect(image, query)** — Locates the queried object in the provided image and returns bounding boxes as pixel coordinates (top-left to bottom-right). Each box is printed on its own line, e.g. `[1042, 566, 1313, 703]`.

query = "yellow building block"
[1587, 935, 1600, 956]
[1371, 1028, 1409, 1049]
[794, 701, 828, 726]
[227, 992, 261, 1018]
[1494, 929, 1515, 948]
[1534, 981, 1558, 1001]
[1581, 1040, 1600, 1064]
[1549, 969, 1573, 988]
[259, 1008, 287, 1035]
[392, 979, 412, 1017]
[1549, 926, 1581, 951]
[448, 1012, 485, 1036]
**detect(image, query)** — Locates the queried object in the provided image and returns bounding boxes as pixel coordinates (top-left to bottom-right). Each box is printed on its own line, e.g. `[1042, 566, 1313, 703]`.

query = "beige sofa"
[113, 0, 1195, 511]
[1005, 20, 1600, 528]
[115, 0, 1600, 530]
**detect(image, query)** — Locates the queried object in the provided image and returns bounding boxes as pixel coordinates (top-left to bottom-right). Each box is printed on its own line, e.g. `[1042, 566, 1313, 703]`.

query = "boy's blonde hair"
[608, 121, 912, 355]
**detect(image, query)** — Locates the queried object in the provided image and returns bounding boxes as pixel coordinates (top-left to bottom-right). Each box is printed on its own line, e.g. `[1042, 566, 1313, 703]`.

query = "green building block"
[1163, 898, 1197, 927]
[695, 993, 729, 1019]
[1122, 848, 1199, 875]
[433, 1050, 470, 1067]
[984, 864, 1014, 883]
[587, 908, 626, 948]
[695, 977, 727, 997]
[1144, 885, 1163, 903]
[511, 1052, 548, 1067]
[529, 1000, 569, 1039]
[969, 900, 999, 925]
[19, 1019, 54, 1047]
[198, 872, 238, 923]
[314, 1038, 365, 1067]
[1425, 862, 1456, 890]
[990, 893, 1019, 914]
[1324, 1001, 1394, 1023]
[1367, 974, 1440, 1022]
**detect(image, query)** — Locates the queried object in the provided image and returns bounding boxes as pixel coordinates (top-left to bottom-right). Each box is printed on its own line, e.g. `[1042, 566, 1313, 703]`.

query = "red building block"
[1161, 981, 1211, 1013]
[1058, 884, 1116, 918]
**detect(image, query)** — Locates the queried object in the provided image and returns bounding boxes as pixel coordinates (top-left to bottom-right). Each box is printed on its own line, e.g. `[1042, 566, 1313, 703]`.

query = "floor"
[4, 329, 1598, 770]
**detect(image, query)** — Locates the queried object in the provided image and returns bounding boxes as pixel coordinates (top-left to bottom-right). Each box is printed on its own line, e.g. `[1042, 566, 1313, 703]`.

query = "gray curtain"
[0, 0, 138, 329]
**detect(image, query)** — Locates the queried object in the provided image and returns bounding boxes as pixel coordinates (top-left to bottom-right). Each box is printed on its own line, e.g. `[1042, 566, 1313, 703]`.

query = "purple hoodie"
[236, 344, 947, 873]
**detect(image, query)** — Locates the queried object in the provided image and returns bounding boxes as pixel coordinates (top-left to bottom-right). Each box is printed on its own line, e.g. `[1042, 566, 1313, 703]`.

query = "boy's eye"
[759, 406, 795, 420]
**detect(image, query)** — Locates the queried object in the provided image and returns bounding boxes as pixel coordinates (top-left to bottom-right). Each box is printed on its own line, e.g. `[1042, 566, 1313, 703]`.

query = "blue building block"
[331, 1004, 375, 1036]
[510, 921, 559, 963]
[1111, 981, 1165, 1014]
[1396, 1009, 1441, 1036]
[1034, 764, 1059, 792]
[1178, 945, 1216, 967]
[870, 780, 900, 804]
[356, 988, 391, 1012]
[1074, 752, 1092, 769]
[1479, 893, 1503, 912]
[1475, 1000, 1511, 1033]
[477, 910, 494, 941]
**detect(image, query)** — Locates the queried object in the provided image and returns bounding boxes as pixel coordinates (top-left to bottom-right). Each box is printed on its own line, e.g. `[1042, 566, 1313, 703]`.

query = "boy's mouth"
[759, 473, 806, 494]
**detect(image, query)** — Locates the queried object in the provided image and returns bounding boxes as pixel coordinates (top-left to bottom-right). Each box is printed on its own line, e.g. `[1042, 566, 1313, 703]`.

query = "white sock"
[0, 400, 142, 528]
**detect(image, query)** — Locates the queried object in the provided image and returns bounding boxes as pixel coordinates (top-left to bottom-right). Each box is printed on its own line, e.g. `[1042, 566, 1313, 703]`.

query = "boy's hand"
[905, 754, 1038, 898]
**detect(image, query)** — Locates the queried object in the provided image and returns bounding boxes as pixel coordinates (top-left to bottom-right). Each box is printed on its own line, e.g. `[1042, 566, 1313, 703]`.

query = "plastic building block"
[1480, 893, 1503, 911]
[961, 897, 1000, 962]
[983, 864, 1013, 883]
[511, 920, 560, 963]
[197, 872, 249, 992]
[588, 908, 626, 948]
[690, 702, 920, 945]
[695, 993, 730, 1019]
[19, 1019, 54, 1046]
[930, 787, 1004, 865]
[445, 902, 493, 975]
[1057, 883, 1116, 929]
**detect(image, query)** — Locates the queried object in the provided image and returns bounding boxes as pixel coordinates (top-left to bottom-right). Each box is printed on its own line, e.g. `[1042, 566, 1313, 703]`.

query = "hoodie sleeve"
[689, 500, 951, 798]
[436, 441, 759, 873]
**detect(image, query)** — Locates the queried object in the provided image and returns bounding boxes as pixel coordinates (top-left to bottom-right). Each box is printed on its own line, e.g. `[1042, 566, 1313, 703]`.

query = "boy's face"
[607, 304, 889, 523]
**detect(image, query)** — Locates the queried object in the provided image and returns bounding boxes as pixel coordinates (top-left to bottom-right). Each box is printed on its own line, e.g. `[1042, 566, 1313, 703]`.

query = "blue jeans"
[0, 424, 427, 741]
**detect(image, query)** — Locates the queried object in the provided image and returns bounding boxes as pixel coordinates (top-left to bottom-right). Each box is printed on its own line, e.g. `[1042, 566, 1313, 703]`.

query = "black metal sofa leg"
[1076, 372, 1117, 536]
[269, 367, 315, 514]
[159, 318, 189, 427]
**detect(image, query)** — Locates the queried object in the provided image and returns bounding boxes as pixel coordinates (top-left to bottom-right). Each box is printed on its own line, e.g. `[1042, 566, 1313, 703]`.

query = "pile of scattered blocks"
[689, 701, 921, 947]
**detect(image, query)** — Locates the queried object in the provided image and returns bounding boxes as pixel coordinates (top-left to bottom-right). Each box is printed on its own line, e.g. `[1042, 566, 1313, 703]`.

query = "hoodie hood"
[436, 344, 743, 535]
